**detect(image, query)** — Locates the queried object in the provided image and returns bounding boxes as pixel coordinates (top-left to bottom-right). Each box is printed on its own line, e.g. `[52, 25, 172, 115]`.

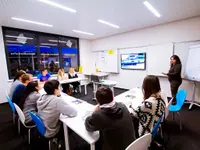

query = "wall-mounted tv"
[121, 53, 146, 70]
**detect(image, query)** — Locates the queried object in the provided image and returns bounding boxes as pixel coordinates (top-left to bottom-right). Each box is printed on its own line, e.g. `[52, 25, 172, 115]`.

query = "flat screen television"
[121, 53, 146, 70]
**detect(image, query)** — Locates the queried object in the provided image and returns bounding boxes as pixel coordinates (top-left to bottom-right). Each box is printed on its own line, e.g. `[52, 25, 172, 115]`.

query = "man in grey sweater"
[37, 80, 77, 138]
[85, 87, 136, 150]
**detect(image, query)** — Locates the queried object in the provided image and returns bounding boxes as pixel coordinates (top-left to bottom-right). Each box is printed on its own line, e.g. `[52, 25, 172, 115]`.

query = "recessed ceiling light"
[143, 1, 161, 18]
[38, 0, 76, 13]
[11, 17, 53, 27]
[97, 19, 119, 28]
[73, 30, 94, 36]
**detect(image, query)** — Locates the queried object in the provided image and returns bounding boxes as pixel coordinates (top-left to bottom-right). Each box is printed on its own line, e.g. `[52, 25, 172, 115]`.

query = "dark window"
[2, 27, 79, 79]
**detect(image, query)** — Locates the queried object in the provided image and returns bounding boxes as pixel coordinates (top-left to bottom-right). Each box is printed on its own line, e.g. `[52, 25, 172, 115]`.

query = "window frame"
[2, 26, 80, 79]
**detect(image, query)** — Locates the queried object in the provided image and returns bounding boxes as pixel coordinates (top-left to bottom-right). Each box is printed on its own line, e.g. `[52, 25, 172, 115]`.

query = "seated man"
[37, 68, 51, 82]
[37, 80, 77, 138]
[85, 87, 136, 150]
[12, 74, 32, 107]
[9, 71, 25, 99]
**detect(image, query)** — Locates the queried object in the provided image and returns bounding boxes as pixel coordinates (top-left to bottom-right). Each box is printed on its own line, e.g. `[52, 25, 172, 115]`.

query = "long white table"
[115, 88, 168, 110]
[59, 93, 99, 150]
[114, 88, 144, 110]
[93, 80, 117, 96]
[39, 89, 100, 150]
[49, 77, 88, 95]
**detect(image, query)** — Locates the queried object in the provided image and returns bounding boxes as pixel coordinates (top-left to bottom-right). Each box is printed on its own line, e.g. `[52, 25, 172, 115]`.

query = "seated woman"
[68, 68, 80, 93]
[57, 68, 70, 94]
[37, 80, 77, 138]
[130, 75, 166, 137]
[20, 81, 41, 125]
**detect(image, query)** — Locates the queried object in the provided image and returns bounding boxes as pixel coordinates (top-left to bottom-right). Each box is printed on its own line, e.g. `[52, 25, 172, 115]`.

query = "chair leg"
[172, 112, 175, 120]
[18, 118, 20, 135]
[12, 113, 15, 124]
[177, 112, 182, 131]
[49, 140, 51, 150]
[28, 129, 31, 144]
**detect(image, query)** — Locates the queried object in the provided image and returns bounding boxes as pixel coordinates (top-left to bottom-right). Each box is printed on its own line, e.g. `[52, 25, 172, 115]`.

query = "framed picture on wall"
[121, 52, 146, 70]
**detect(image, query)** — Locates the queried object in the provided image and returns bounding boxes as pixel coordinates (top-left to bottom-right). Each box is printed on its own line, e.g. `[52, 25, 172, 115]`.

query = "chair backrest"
[176, 89, 187, 107]
[91, 75, 100, 82]
[165, 98, 173, 119]
[152, 113, 164, 137]
[125, 133, 152, 150]
[29, 112, 46, 136]
[6, 94, 15, 113]
[13, 103, 26, 125]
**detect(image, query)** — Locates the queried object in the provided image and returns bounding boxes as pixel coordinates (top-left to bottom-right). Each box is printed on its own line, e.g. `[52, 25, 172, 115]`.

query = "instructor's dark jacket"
[168, 64, 182, 82]
[85, 102, 135, 150]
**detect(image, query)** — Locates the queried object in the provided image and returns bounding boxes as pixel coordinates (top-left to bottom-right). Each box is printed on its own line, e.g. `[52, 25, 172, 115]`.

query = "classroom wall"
[0, 27, 10, 103]
[0, 26, 93, 103]
[91, 17, 200, 101]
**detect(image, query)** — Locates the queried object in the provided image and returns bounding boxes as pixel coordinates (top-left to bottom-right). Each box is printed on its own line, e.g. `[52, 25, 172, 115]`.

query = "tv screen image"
[121, 53, 146, 70]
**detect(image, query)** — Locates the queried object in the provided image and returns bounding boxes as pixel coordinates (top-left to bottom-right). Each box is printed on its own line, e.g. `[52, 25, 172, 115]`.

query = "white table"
[39, 89, 100, 150]
[84, 72, 109, 81]
[59, 93, 99, 150]
[114, 88, 169, 110]
[114, 88, 143, 109]
[59, 78, 88, 95]
[93, 80, 117, 95]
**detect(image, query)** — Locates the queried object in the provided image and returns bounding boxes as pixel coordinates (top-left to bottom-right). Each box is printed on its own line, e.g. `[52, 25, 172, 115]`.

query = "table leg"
[63, 123, 70, 150]
[111, 86, 114, 96]
[90, 143, 95, 150]
[79, 85, 82, 93]
[84, 84, 87, 95]
[189, 81, 196, 110]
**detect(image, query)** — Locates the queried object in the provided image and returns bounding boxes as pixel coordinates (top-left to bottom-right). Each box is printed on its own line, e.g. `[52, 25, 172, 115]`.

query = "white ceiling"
[0, 0, 200, 40]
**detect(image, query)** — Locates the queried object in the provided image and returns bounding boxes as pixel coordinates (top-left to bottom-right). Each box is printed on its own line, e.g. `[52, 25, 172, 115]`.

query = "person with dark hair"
[9, 71, 26, 98]
[85, 87, 135, 150]
[162, 55, 182, 104]
[12, 74, 33, 106]
[37, 68, 51, 82]
[20, 81, 41, 125]
[68, 68, 80, 93]
[130, 75, 165, 137]
[37, 80, 77, 138]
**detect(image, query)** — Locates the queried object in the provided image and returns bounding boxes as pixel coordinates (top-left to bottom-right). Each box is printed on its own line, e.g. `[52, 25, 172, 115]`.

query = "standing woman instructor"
[163, 55, 182, 104]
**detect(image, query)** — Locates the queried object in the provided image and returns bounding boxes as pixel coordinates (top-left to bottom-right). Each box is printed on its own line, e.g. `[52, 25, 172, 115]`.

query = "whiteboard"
[174, 41, 200, 78]
[185, 45, 200, 81]
[93, 49, 119, 73]
[147, 43, 173, 76]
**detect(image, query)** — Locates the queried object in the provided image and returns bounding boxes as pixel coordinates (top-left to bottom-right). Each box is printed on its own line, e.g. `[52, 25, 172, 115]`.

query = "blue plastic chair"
[152, 113, 164, 138]
[6, 94, 16, 124]
[169, 89, 187, 130]
[29, 112, 46, 136]
[30, 112, 54, 150]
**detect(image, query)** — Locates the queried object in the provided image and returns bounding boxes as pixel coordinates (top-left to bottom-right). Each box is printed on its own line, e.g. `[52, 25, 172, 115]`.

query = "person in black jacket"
[85, 87, 136, 150]
[163, 55, 182, 104]
[68, 68, 80, 93]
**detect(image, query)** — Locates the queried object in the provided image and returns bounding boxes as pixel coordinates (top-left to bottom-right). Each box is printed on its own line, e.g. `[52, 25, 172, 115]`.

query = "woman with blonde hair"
[57, 68, 70, 94]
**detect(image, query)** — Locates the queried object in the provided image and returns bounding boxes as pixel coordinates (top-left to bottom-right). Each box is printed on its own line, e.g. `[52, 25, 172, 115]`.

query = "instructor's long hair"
[170, 55, 181, 67]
